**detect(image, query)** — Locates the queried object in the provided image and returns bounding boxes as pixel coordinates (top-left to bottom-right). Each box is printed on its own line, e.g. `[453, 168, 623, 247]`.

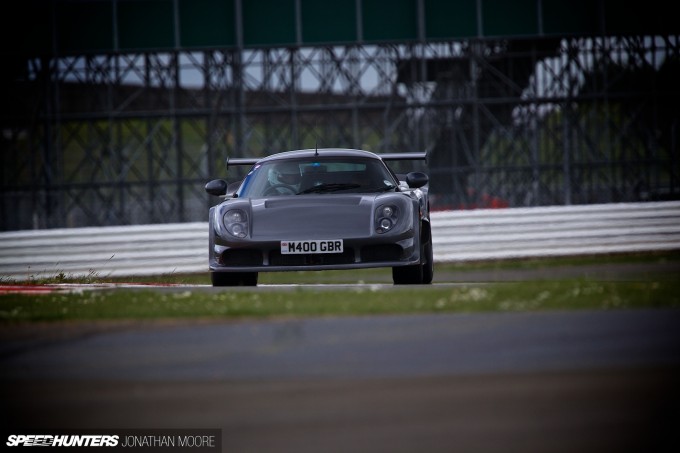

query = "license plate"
[281, 240, 344, 254]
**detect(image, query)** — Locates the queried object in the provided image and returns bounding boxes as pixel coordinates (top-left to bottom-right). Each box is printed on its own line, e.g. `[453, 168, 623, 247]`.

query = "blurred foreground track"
[1, 309, 679, 453]
[3, 369, 678, 453]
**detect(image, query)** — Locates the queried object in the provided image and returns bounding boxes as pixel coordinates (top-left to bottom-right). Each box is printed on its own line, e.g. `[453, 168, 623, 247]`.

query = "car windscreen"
[236, 157, 398, 197]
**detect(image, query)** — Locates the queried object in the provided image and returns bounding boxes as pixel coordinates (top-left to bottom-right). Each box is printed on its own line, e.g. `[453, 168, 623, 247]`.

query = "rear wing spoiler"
[226, 151, 427, 168]
[226, 157, 259, 168]
[378, 152, 427, 163]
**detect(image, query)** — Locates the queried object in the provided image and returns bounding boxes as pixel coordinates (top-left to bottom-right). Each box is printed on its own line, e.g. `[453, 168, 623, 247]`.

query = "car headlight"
[375, 204, 398, 233]
[223, 209, 248, 238]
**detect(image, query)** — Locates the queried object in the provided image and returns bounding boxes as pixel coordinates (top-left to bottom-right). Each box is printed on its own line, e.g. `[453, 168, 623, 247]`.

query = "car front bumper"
[209, 234, 420, 273]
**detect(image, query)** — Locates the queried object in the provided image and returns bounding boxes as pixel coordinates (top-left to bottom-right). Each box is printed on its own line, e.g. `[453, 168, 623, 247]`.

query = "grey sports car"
[204, 148, 433, 286]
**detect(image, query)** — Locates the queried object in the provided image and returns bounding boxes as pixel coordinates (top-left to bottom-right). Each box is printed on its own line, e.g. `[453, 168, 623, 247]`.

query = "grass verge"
[2, 252, 678, 323]
[1, 279, 679, 323]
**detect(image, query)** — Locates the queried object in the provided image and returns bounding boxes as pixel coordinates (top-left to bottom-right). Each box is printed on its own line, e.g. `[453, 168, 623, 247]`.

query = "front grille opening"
[361, 244, 402, 262]
[220, 249, 263, 266]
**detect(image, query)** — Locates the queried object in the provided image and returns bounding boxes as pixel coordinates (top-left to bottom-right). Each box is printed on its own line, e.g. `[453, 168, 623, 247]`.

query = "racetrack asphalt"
[2, 309, 680, 452]
[1, 259, 680, 452]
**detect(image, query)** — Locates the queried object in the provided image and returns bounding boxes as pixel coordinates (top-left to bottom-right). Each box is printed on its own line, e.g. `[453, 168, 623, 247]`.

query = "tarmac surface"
[1, 260, 680, 452]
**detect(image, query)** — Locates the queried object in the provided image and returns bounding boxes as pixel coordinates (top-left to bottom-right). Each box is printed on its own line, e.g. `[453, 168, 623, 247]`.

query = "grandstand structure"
[1, 0, 678, 229]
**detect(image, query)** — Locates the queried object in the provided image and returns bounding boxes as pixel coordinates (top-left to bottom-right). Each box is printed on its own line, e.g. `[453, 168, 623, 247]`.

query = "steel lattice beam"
[1, 36, 679, 229]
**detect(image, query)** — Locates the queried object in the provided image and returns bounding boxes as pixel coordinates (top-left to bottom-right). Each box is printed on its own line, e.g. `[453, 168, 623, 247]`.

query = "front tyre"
[392, 262, 422, 285]
[421, 238, 434, 284]
[392, 225, 433, 285]
[211, 271, 258, 287]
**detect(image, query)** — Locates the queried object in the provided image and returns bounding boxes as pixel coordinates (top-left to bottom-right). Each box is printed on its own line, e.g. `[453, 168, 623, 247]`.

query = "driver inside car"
[266, 162, 301, 195]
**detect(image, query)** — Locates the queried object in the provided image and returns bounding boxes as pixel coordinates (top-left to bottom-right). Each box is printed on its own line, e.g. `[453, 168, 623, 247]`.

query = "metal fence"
[2, 201, 679, 281]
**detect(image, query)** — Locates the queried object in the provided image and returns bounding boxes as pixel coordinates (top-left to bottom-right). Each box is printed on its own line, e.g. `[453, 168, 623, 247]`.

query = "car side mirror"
[205, 179, 228, 196]
[406, 172, 429, 189]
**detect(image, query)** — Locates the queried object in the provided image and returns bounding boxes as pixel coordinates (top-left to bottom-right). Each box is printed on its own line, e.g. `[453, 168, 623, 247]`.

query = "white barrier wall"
[431, 201, 680, 261]
[1, 201, 679, 280]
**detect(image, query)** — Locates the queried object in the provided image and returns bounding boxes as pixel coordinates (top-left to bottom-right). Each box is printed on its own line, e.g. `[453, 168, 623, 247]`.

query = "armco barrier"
[0, 223, 208, 280]
[432, 201, 680, 261]
[1, 201, 679, 280]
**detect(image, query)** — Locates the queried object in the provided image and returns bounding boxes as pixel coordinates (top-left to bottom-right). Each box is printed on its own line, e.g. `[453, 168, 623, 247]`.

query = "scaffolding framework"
[1, 2, 679, 230]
